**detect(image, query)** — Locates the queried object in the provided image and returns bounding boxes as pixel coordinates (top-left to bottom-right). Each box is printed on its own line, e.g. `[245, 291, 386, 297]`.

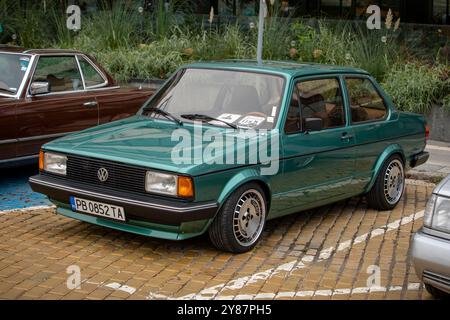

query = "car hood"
[44, 116, 269, 176]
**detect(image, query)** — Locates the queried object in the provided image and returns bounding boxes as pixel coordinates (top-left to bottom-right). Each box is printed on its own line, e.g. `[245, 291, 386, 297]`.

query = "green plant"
[50, 7, 76, 48]
[13, 5, 51, 48]
[149, 0, 194, 40]
[77, 1, 140, 50]
[291, 20, 402, 81]
[382, 62, 450, 114]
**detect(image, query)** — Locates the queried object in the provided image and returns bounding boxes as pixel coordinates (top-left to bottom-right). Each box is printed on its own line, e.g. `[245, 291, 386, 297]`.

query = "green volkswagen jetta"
[30, 61, 429, 253]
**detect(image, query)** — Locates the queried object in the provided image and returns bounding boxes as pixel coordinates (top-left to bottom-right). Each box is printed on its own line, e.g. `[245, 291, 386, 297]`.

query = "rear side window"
[78, 57, 106, 88]
[32, 56, 83, 93]
[346, 78, 387, 123]
[296, 78, 346, 130]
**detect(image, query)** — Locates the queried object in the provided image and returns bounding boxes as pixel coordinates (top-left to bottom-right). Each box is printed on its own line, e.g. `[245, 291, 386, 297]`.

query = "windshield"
[141, 68, 285, 130]
[0, 53, 30, 95]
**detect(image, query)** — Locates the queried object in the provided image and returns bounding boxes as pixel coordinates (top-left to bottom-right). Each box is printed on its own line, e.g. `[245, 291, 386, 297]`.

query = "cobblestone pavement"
[0, 180, 436, 300]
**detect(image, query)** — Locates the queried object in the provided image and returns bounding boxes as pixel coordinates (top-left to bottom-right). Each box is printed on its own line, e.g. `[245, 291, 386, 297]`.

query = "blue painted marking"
[0, 165, 51, 210]
[70, 196, 76, 211]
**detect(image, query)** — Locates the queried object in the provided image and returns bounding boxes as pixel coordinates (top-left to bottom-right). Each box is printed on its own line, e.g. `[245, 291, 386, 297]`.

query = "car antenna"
[257, 0, 267, 66]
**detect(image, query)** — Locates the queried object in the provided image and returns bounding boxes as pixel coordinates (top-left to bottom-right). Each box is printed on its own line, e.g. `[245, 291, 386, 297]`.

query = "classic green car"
[30, 61, 429, 253]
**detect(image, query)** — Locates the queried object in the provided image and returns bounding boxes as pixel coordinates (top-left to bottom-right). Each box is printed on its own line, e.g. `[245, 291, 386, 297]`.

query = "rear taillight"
[425, 124, 430, 140]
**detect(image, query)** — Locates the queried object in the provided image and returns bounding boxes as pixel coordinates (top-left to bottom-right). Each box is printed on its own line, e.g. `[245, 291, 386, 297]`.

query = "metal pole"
[257, 0, 266, 65]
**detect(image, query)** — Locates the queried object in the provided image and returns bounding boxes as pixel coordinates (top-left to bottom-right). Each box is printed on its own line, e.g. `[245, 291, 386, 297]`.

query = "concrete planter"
[427, 104, 450, 143]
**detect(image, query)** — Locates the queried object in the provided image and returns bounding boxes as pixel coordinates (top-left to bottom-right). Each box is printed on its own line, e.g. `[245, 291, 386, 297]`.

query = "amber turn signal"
[39, 150, 44, 171]
[177, 176, 194, 198]
[425, 124, 430, 140]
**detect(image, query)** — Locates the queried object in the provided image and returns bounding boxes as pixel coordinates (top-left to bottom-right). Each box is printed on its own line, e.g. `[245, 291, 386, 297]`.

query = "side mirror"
[30, 81, 50, 95]
[304, 117, 323, 132]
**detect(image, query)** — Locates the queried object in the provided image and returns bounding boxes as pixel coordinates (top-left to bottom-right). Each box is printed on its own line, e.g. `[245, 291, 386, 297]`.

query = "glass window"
[79, 57, 106, 88]
[296, 78, 346, 129]
[32, 56, 83, 93]
[0, 53, 30, 95]
[433, 0, 449, 24]
[346, 78, 387, 123]
[284, 87, 301, 134]
[141, 68, 285, 130]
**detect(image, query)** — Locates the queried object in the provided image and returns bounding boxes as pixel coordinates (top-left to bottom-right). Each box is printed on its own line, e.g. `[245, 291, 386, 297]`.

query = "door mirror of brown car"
[30, 81, 50, 95]
[304, 118, 323, 132]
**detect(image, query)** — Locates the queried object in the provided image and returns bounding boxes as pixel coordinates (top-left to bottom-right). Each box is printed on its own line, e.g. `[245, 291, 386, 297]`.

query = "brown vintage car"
[0, 46, 154, 166]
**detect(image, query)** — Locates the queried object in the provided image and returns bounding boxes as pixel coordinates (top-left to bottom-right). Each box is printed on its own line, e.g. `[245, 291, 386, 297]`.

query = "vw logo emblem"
[97, 168, 109, 182]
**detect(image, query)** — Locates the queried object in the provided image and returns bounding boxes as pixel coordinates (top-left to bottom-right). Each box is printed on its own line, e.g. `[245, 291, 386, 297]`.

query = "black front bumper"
[410, 151, 430, 168]
[29, 174, 218, 226]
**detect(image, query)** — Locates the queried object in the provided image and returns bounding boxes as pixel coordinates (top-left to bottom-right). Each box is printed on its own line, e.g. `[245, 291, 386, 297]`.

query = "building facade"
[199, 0, 449, 25]
[67, 0, 449, 25]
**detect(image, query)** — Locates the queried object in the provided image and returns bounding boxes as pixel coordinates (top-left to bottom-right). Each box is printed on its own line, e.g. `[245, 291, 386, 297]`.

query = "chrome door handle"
[83, 101, 98, 107]
[341, 133, 353, 141]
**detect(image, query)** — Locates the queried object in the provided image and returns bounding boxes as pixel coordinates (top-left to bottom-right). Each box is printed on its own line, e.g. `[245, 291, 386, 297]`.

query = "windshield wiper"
[181, 114, 238, 129]
[144, 107, 183, 126]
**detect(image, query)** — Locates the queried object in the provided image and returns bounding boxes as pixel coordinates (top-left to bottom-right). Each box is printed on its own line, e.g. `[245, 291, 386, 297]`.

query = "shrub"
[291, 20, 402, 81]
[382, 62, 450, 114]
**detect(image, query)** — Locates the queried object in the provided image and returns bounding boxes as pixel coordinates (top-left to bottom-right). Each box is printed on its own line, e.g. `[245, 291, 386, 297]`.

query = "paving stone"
[0, 182, 435, 300]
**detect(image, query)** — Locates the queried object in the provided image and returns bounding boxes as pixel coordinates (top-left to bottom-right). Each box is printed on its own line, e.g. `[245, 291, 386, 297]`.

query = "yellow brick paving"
[0, 182, 436, 300]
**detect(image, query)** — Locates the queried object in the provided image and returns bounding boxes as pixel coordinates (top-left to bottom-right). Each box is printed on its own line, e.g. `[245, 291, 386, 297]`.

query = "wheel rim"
[383, 159, 405, 205]
[233, 189, 266, 247]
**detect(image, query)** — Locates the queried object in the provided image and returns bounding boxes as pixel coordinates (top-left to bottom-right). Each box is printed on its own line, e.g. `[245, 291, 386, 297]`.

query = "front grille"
[66, 155, 147, 195]
[423, 270, 450, 287]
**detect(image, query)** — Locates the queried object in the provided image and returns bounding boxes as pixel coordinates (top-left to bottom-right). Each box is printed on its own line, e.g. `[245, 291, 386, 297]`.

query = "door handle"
[83, 101, 98, 108]
[341, 133, 354, 141]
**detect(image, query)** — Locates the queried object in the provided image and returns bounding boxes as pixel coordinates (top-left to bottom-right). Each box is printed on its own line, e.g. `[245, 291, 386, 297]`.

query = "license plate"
[70, 197, 126, 222]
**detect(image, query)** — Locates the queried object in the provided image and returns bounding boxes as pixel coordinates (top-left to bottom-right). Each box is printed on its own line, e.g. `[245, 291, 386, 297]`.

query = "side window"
[346, 78, 387, 123]
[78, 57, 106, 88]
[284, 87, 301, 134]
[32, 56, 83, 93]
[297, 78, 346, 129]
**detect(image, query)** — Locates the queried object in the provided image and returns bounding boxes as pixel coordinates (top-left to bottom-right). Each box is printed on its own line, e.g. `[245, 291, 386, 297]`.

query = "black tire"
[366, 154, 405, 211]
[208, 183, 267, 253]
[425, 284, 449, 300]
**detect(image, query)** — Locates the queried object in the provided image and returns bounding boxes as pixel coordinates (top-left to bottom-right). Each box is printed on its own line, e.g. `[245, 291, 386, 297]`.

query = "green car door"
[343, 76, 392, 192]
[271, 76, 357, 218]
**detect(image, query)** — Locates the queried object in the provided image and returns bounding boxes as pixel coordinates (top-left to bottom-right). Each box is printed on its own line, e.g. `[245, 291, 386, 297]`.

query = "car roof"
[0, 46, 83, 55]
[185, 60, 370, 78]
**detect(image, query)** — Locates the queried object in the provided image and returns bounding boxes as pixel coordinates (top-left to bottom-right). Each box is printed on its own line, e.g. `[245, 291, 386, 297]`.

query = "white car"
[412, 175, 450, 299]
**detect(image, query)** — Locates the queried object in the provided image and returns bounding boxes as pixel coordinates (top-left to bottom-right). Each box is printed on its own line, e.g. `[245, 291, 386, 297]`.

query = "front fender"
[365, 144, 406, 193]
[217, 168, 271, 208]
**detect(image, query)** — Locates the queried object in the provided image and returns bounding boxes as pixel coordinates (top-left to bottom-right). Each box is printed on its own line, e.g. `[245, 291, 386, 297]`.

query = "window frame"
[27, 54, 85, 96]
[283, 84, 302, 135]
[76, 54, 108, 89]
[344, 75, 390, 126]
[283, 75, 348, 135]
[26, 53, 111, 97]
